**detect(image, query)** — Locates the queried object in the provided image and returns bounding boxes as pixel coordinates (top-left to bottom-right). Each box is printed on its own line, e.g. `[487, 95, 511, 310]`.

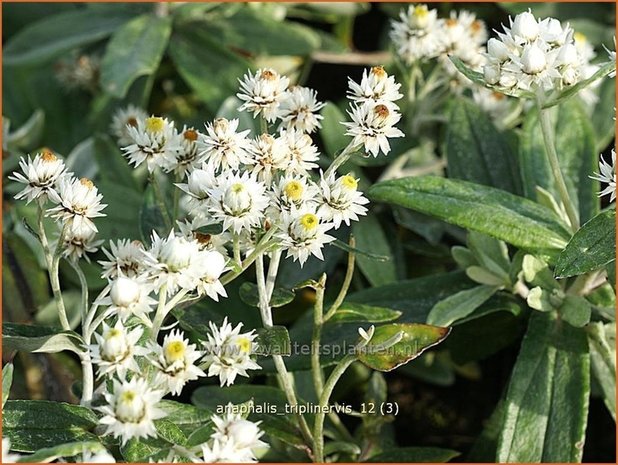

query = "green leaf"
[101, 15, 172, 98]
[555, 209, 616, 278]
[255, 326, 292, 356]
[2, 363, 14, 407]
[559, 295, 591, 328]
[590, 76, 617, 152]
[320, 102, 351, 157]
[93, 134, 139, 190]
[97, 180, 142, 241]
[5, 109, 45, 150]
[238, 282, 295, 308]
[331, 238, 389, 261]
[352, 215, 397, 286]
[206, 10, 321, 56]
[2, 232, 50, 322]
[542, 61, 616, 109]
[588, 322, 616, 421]
[427, 285, 500, 327]
[139, 183, 169, 243]
[519, 99, 599, 224]
[155, 419, 187, 446]
[365, 447, 460, 462]
[18, 441, 105, 463]
[4, 10, 132, 66]
[368, 176, 570, 252]
[3, 400, 99, 452]
[120, 437, 170, 463]
[329, 303, 401, 324]
[2, 323, 84, 355]
[358, 323, 451, 372]
[445, 98, 520, 194]
[496, 312, 590, 462]
[169, 25, 250, 110]
[158, 400, 213, 429]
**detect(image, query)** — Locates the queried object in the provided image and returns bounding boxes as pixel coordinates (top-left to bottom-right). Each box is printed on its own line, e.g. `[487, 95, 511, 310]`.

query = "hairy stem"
[151, 284, 169, 340]
[265, 250, 282, 298]
[324, 141, 361, 179]
[324, 236, 356, 321]
[536, 94, 580, 231]
[311, 275, 327, 396]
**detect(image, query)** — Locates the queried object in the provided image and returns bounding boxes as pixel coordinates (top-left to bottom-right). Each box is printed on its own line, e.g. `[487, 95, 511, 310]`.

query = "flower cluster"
[483, 10, 592, 93]
[591, 148, 616, 202]
[9, 150, 107, 262]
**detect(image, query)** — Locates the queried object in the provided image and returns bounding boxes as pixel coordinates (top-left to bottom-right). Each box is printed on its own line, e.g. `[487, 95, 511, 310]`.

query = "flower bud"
[116, 389, 146, 422]
[542, 18, 564, 43]
[561, 66, 578, 86]
[110, 277, 141, 307]
[511, 11, 539, 41]
[100, 327, 129, 362]
[484, 64, 501, 85]
[227, 420, 261, 448]
[557, 43, 579, 67]
[161, 237, 193, 270]
[521, 45, 547, 74]
[499, 72, 517, 89]
[223, 183, 252, 214]
[487, 38, 510, 62]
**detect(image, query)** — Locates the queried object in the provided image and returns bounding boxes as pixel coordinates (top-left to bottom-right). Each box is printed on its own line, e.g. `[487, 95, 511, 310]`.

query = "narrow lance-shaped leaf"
[368, 176, 570, 252]
[2, 323, 84, 355]
[554, 209, 616, 278]
[427, 285, 501, 327]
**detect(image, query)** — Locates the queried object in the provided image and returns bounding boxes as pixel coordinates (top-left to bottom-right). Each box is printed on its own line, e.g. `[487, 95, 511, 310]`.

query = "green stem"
[150, 173, 173, 231]
[311, 274, 327, 396]
[313, 355, 356, 462]
[79, 350, 94, 406]
[172, 171, 181, 223]
[68, 259, 89, 325]
[151, 284, 168, 340]
[324, 236, 356, 322]
[233, 234, 242, 268]
[536, 94, 580, 231]
[324, 141, 361, 179]
[265, 250, 282, 298]
[219, 227, 278, 286]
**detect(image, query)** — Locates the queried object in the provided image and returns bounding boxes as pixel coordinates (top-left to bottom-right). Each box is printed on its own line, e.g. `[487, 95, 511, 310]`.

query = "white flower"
[168, 127, 204, 176]
[90, 321, 147, 378]
[202, 317, 261, 387]
[279, 86, 325, 133]
[511, 10, 540, 42]
[390, 4, 444, 64]
[201, 438, 242, 463]
[278, 128, 320, 175]
[177, 217, 231, 256]
[472, 88, 513, 123]
[77, 447, 117, 463]
[210, 405, 267, 462]
[358, 325, 375, 344]
[176, 165, 217, 216]
[193, 250, 228, 301]
[111, 105, 148, 146]
[61, 220, 102, 262]
[277, 207, 335, 266]
[269, 174, 320, 218]
[208, 171, 269, 234]
[146, 231, 211, 295]
[343, 102, 404, 157]
[347, 66, 403, 104]
[98, 275, 157, 322]
[237, 68, 290, 122]
[198, 118, 253, 172]
[122, 116, 181, 173]
[99, 239, 151, 279]
[438, 12, 487, 83]
[245, 134, 288, 184]
[590, 149, 616, 202]
[47, 176, 107, 233]
[604, 36, 616, 77]
[2, 438, 20, 463]
[150, 330, 205, 395]
[9, 150, 68, 204]
[98, 377, 166, 445]
[317, 173, 369, 228]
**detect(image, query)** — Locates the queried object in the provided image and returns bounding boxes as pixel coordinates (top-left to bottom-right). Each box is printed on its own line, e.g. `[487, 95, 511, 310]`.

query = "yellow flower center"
[106, 328, 122, 339]
[232, 183, 245, 194]
[165, 340, 186, 362]
[145, 117, 165, 133]
[414, 5, 428, 18]
[574, 32, 586, 44]
[41, 150, 57, 162]
[237, 337, 252, 354]
[183, 129, 198, 142]
[120, 390, 136, 403]
[80, 178, 94, 189]
[284, 180, 304, 200]
[341, 175, 358, 190]
[299, 213, 318, 231]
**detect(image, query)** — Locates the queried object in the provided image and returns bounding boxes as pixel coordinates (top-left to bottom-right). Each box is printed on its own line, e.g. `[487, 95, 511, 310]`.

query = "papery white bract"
[209, 404, 268, 462]
[202, 317, 261, 387]
[591, 149, 616, 202]
[176, 165, 217, 215]
[278, 128, 320, 175]
[279, 86, 325, 133]
[151, 330, 206, 395]
[193, 250, 228, 301]
[246, 134, 288, 184]
[390, 4, 444, 64]
[9, 151, 68, 204]
[90, 321, 147, 378]
[317, 173, 369, 228]
[62, 220, 103, 262]
[47, 176, 107, 233]
[99, 239, 151, 279]
[343, 102, 404, 157]
[168, 126, 204, 176]
[277, 207, 335, 266]
[98, 275, 157, 322]
[198, 118, 253, 172]
[347, 66, 403, 105]
[237, 68, 290, 122]
[98, 377, 166, 445]
[122, 116, 181, 173]
[111, 105, 148, 146]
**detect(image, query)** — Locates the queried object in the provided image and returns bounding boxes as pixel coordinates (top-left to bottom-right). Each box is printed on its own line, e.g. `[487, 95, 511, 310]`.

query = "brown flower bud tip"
[127, 117, 139, 128]
[374, 104, 390, 119]
[264, 219, 272, 231]
[214, 118, 229, 132]
[260, 133, 275, 144]
[446, 18, 458, 27]
[260, 69, 277, 81]
[471, 20, 483, 33]
[183, 129, 198, 142]
[41, 149, 58, 162]
[80, 178, 94, 189]
[194, 232, 212, 245]
[492, 91, 506, 101]
[371, 66, 387, 78]
[131, 240, 144, 248]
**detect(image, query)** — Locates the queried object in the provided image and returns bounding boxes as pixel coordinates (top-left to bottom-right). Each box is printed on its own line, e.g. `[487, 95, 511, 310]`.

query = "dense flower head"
[99, 239, 151, 279]
[237, 68, 290, 122]
[279, 85, 325, 133]
[269, 174, 320, 219]
[61, 220, 103, 262]
[90, 321, 148, 378]
[278, 128, 320, 175]
[246, 133, 288, 183]
[317, 173, 370, 228]
[111, 104, 148, 146]
[343, 102, 404, 157]
[176, 165, 217, 215]
[98, 376, 166, 445]
[347, 66, 403, 105]
[47, 176, 107, 233]
[168, 126, 204, 176]
[202, 317, 261, 387]
[122, 116, 182, 172]
[98, 275, 157, 322]
[9, 150, 68, 204]
[439, 11, 487, 83]
[277, 207, 336, 266]
[390, 4, 444, 63]
[198, 118, 253, 172]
